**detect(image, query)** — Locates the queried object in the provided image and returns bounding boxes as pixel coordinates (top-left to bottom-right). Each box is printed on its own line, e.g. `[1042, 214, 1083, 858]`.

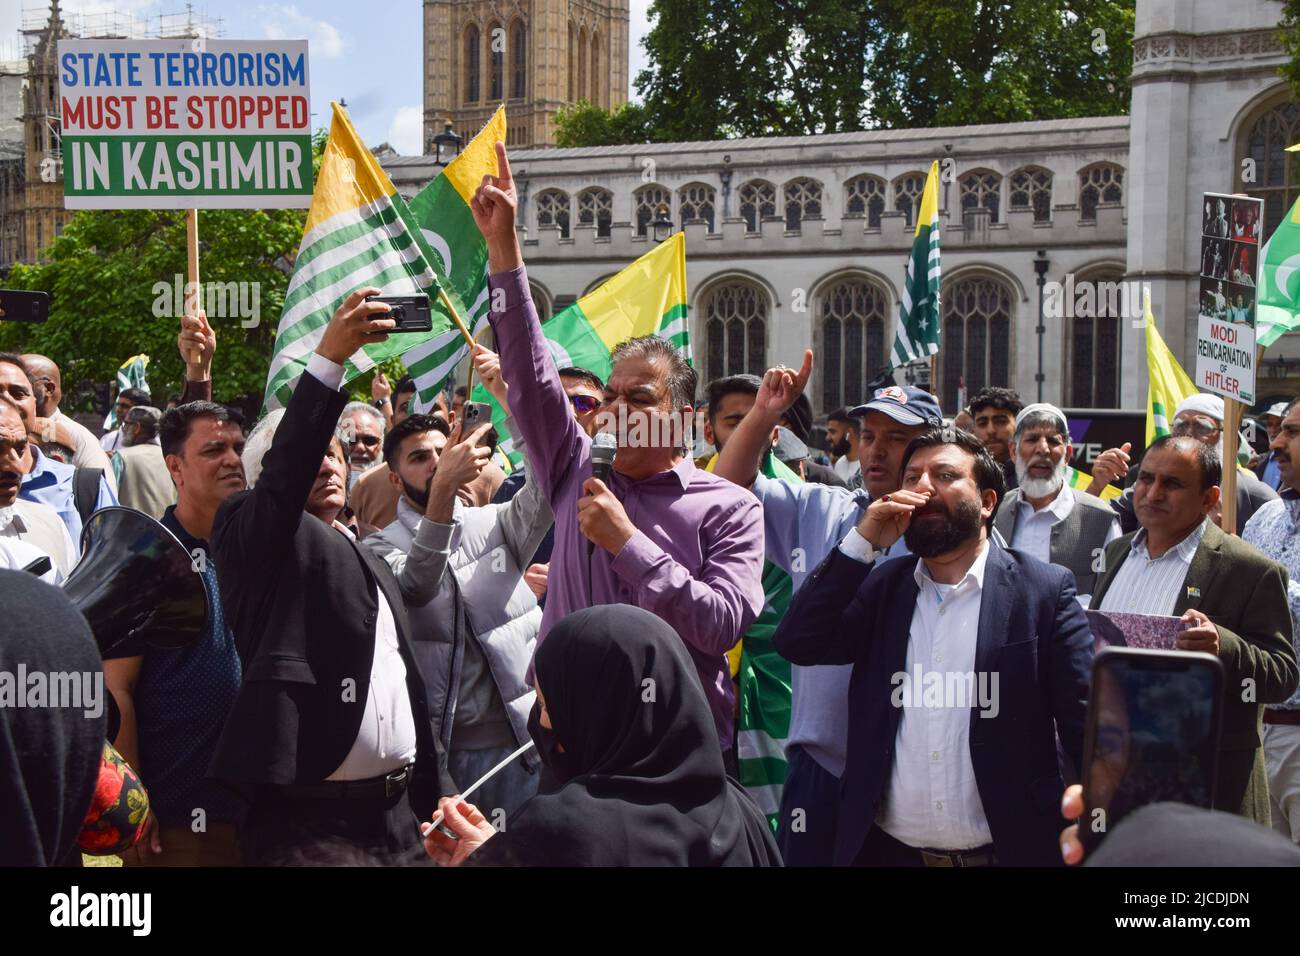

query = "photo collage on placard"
[1199, 194, 1260, 326]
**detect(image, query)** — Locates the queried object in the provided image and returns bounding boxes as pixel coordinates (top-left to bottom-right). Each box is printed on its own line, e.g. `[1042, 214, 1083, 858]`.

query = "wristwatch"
[373, 398, 390, 409]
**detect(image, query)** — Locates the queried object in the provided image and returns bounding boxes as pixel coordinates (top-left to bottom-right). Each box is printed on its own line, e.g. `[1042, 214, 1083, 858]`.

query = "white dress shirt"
[305, 353, 418, 780]
[874, 539, 994, 851]
[0, 499, 78, 575]
[1011, 486, 1120, 605]
[1098, 519, 1208, 616]
[0, 534, 63, 583]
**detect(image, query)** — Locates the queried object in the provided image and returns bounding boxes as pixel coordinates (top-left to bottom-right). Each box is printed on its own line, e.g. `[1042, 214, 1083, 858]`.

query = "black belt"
[918, 844, 998, 868]
[272, 764, 414, 801]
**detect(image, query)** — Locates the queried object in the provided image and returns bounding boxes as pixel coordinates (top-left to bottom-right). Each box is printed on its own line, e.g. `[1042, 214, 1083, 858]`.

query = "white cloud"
[387, 105, 423, 156]
[258, 5, 343, 58]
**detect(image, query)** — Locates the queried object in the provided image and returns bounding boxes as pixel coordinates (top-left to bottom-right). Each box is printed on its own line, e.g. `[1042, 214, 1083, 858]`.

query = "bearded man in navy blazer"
[773, 427, 1093, 866]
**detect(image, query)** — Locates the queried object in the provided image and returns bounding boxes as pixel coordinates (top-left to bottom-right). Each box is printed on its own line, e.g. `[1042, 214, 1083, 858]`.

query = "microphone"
[588, 433, 618, 560]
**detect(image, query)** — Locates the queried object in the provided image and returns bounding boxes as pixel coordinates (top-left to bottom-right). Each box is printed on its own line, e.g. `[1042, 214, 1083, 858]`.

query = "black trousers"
[855, 824, 925, 867]
[240, 785, 427, 866]
[775, 745, 841, 867]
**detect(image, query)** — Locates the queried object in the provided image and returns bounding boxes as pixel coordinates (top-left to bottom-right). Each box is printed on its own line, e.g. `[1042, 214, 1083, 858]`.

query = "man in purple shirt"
[471, 142, 765, 755]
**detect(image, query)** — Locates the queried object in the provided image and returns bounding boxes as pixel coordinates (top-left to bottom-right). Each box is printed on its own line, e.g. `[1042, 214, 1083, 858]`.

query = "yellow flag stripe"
[442, 106, 507, 207]
[303, 102, 398, 237]
[916, 160, 940, 238]
[579, 233, 688, 352]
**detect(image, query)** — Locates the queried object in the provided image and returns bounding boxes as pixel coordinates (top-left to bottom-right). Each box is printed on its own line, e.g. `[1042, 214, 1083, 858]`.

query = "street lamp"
[1033, 249, 1050, 403]
[652, 204, 673, 243]
[432, 123, 464, 166]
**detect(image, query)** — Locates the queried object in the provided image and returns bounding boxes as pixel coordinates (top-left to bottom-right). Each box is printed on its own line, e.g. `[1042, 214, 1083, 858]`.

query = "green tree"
[555, 100, 659, 147]
[560, 0, 1135, 146]
[1280, 0, 1300, 99]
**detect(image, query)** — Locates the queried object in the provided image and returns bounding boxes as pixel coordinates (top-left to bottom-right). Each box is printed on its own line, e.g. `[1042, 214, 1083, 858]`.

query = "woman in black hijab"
[424, 604, 781, 866]
[0, 569, 108, 866]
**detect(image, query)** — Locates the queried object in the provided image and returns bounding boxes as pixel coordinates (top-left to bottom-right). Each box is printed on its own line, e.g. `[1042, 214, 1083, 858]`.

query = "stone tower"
[17, 0, 73, 263]
[422, 0, 629, 152]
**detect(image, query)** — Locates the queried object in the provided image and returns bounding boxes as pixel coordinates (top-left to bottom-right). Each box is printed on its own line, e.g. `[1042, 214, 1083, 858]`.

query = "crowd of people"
[6, 140, 1300, 868]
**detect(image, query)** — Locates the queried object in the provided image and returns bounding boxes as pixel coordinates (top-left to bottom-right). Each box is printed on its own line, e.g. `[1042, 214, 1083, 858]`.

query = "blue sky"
[1, 0, 653, 154]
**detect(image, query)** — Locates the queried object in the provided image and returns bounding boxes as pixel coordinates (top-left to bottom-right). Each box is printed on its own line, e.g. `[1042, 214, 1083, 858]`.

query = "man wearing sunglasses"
[1102, 393, 1277, 534]
[339, 402, 386, 483]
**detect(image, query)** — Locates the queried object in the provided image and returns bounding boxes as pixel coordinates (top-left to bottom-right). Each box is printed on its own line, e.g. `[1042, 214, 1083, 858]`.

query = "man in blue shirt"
[714, 349, 942, 865]
[102, 325, 249, 866]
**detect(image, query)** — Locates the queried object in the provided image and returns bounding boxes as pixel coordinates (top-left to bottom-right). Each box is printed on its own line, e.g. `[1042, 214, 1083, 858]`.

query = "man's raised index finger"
[494, 141, 512, 186]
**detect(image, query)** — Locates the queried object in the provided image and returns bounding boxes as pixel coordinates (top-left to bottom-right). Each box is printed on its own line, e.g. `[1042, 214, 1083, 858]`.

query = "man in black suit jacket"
[209, 288, 454, 864]
[773, 427, 1093, 866]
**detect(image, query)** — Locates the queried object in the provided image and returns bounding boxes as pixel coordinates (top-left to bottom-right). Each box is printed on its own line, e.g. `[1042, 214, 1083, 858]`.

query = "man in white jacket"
[366, 413, 552, 820]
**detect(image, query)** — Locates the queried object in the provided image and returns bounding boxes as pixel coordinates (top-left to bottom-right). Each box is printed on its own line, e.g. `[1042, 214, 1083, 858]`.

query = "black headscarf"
[472, 605, 781, 867]
[0, 570, 107, 866]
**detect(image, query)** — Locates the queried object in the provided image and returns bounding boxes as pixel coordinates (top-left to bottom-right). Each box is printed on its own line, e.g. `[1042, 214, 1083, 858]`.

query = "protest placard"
[1194, 192, 1262, 405]
[57, 38, 312, 209]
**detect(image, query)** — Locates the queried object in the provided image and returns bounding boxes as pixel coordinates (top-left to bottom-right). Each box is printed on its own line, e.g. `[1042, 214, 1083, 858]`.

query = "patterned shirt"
[1242, 492, 1300, 710]
[1098, 519, 1208, 616]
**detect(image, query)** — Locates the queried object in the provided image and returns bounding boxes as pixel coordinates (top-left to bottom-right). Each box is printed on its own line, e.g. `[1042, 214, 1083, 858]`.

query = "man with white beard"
[991, 404, 1119, 607]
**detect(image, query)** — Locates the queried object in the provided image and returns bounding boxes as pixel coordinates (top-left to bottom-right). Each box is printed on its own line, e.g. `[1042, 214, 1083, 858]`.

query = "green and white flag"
[262, 103, 445, 412]
[1258, 193, 1300, 348]
[400, 108, 505, 409]
[890, 160, 942, 368]
[104, 353, 149, 430]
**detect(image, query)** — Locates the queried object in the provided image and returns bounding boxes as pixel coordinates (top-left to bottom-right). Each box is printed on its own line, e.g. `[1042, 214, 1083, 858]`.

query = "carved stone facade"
[422, 0, 629, 151]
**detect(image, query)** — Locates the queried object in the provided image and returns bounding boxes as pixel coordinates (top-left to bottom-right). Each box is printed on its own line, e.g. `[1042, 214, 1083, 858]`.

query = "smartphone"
[0, 289, 50, 323]
[1079, 647, 1223, 849]
[460, 400, 493, 434]
[365, 293, 432, 333]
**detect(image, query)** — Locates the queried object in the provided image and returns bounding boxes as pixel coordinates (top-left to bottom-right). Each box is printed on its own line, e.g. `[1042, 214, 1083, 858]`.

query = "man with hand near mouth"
[992, 403, 1119, 606]
[0, 402, 75, 575]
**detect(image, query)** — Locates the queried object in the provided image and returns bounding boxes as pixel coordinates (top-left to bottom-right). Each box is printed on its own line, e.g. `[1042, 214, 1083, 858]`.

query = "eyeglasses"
[569, 395, 600, 415]
[351, 434, 381, 448]
[1171, 417, 1221, 439]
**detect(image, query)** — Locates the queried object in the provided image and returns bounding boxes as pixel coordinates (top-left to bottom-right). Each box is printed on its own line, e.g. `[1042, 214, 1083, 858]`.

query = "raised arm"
[714, 350, 813, 488]
[473, 142, 585, 499]
[178, 309, 216, 403]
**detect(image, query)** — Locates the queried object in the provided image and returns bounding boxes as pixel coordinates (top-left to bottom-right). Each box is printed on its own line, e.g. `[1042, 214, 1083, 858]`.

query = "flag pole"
[1221, 399, 1242, 535]
[437, 285, 476, 348]
[185, 209, 202, 364]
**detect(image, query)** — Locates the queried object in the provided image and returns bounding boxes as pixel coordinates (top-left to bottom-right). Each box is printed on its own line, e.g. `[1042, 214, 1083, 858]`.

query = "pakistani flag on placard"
[262, 103, 446, 411]
[104, 354, 149, 430]
[1257, 193, 1300, 348]
[891, 159, 942, 367]
[400, 108, 505, 409]
[470, 232, 690, 463]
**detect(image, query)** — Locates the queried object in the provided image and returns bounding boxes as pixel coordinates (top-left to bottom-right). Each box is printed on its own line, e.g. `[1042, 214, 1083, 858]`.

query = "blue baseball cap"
[850, 386, 943, 428]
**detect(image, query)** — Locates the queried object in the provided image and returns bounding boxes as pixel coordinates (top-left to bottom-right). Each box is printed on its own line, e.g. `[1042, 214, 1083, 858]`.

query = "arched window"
[464, 25, 480, 104]
[529, 283, 552, 321]
[1009, 166, 1053, 222]
[784, 177, 823, 232]
[1079, 163, 1123, 221]
[634, 184, 672, 237]
[511, 21, 526, 100]
[939, 276, 1013, 413]
[488, 22, 504, 101]
[1066, 271, 1121, 408]
[678, 182, 716, 231]
[536, 189, 570, 238]
[703, 282, 768, 382]
[959, 169, 1001, 223]
[1239, 98, 1300, 230]
[590, 33, 601, 105]
[893, 172, 926, 228]
[577, 27, 588, 103]
[577, 187, 613, 237]
[820, 278, 889, 412]
[844, 175, 886, 228]
[738, 179, 775, 233]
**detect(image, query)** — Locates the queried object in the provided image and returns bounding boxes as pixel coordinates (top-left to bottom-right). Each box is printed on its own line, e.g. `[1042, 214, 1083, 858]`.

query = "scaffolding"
[18, 2, 226, 56]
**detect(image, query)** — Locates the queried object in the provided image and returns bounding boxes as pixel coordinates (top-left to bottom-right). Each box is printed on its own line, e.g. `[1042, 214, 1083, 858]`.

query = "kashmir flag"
[700, 449, 794, 830]
[890, 159, 942, 367]
[262, 102, 445, 411]
[103, 354, 149, 430]
[470, 232, 690, 461]
[402, 108, 505, 409]
[1066, 464, 1122, 502]
[1144, 296, 1198, 447]
[1257, 193, 1300, 348]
